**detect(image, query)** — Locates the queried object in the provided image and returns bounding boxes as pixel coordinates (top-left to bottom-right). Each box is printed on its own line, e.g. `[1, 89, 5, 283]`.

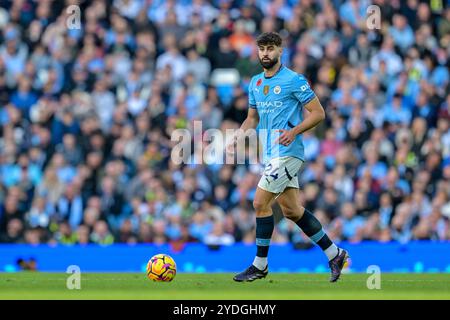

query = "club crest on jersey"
[274, 86, 281, 94]
[263, 85, 270, 95]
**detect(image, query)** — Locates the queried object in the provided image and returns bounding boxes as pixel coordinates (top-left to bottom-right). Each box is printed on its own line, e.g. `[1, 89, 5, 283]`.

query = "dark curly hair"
[256, 32, 282, 47]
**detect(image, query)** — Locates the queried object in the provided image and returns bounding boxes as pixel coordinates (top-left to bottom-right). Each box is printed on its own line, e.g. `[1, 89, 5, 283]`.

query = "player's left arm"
[292, 96, 325, 135]
[277, 97, 325, 146]
[277, 74, 325, 146]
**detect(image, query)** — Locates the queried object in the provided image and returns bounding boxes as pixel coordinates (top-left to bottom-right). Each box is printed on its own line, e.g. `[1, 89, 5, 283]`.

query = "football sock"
[296, 208, 339, 261]
[324, 245, 340, 261]
[254, 215, 274, 269]
[253, 256, 268, 271]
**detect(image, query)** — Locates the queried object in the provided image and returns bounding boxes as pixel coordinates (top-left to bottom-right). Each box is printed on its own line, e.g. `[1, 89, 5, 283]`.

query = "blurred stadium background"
[0, 0, 449, 273]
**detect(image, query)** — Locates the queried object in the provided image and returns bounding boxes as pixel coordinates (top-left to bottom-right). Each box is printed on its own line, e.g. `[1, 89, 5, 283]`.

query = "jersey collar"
[264, 64, 284, 79]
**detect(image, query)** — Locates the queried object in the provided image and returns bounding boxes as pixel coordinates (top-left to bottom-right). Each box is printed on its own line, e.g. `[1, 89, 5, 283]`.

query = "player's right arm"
[226, 77, 260, 153]
[240, 107, 260, 131]
[240, 76, 260, 131]
[226, 107, 259, 154]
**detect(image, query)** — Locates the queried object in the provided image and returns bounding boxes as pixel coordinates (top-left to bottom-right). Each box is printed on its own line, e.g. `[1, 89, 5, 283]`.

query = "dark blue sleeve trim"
[302, 94, 317, 106]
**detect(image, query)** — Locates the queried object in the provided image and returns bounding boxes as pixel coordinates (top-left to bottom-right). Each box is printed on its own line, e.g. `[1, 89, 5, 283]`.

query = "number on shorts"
[264, 163, 279, 180]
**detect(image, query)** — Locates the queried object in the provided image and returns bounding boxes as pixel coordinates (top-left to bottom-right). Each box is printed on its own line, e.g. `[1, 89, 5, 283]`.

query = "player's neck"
[264, 63, 282, 78]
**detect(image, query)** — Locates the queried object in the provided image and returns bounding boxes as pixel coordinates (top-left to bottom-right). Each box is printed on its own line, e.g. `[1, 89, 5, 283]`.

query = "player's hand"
[225, 135, 237, 155]
[275, 129, 296, 146]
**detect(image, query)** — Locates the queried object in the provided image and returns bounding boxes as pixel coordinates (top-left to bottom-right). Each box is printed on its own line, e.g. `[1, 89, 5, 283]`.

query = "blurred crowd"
[0, 0, 449, 247]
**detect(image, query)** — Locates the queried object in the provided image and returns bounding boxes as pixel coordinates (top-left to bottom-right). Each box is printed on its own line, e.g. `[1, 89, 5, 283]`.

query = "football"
[146, 254, 177, 282]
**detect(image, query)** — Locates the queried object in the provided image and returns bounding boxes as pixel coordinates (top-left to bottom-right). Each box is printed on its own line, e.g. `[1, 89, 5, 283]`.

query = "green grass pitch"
[0, 273, 449, 300]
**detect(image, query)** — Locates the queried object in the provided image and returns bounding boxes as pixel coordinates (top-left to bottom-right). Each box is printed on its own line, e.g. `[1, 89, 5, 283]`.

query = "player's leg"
[233, 186, 278, 282]
[276, 187, 349, 282]
[253, 187, 278, 269]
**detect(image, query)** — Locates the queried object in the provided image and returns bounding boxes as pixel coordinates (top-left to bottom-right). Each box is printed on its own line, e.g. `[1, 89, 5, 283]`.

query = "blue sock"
[255, 215, 274, 259]
[296, 209, 338, 259]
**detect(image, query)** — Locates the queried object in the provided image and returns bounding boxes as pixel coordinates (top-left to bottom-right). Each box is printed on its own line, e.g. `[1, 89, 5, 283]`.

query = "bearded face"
[257, 44, 282, 70]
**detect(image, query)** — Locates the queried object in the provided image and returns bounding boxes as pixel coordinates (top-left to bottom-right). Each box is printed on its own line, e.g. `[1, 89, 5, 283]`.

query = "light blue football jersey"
[248, 65, 316, 163]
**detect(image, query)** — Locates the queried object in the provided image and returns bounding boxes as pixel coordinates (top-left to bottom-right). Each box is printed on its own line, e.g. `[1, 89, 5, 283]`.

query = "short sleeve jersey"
[248, 65, 316, 163]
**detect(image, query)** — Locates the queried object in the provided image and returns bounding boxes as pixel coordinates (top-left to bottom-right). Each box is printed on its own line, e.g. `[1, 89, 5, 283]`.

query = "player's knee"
[282, 208, 299, 221]
[282, 206, 305, 222]
[253, 199, 270, 215]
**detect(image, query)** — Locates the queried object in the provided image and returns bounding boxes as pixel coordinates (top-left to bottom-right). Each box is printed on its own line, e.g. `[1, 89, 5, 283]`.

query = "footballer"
[228, 32, 349, 283]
